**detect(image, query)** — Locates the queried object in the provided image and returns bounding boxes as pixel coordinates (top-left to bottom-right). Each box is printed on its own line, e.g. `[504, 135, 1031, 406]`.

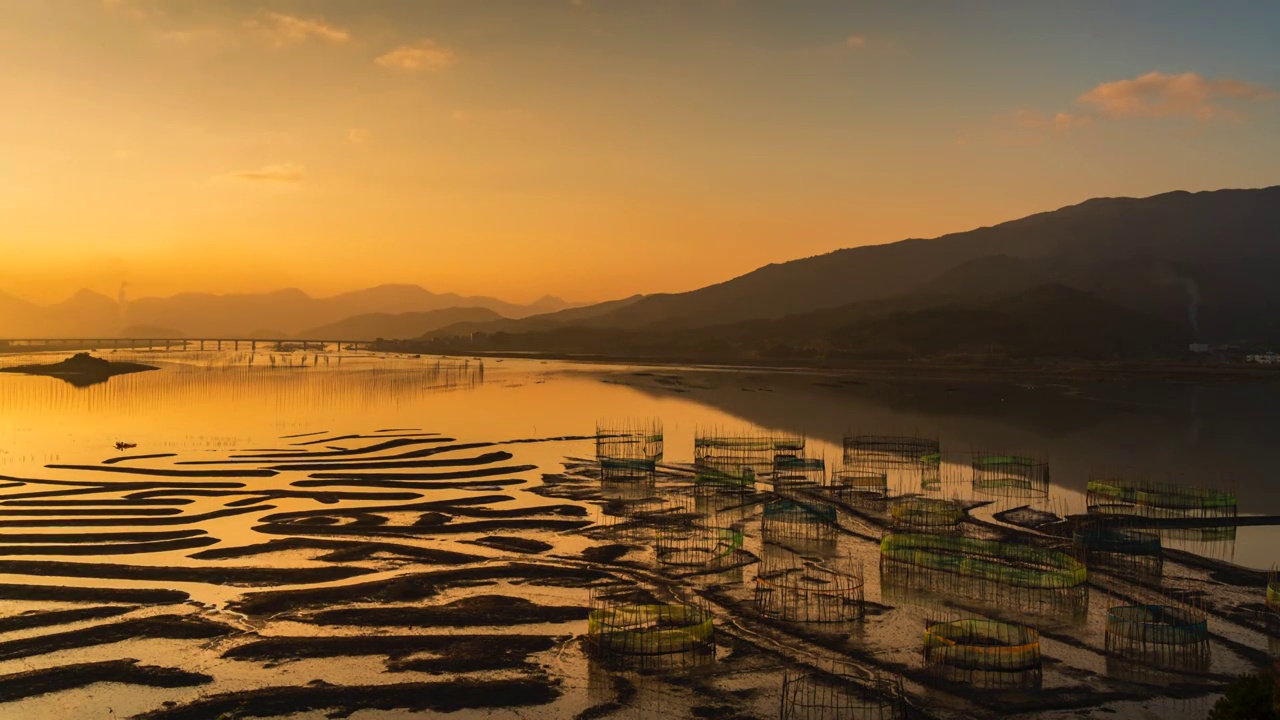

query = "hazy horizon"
[3, 1, 1279, 304]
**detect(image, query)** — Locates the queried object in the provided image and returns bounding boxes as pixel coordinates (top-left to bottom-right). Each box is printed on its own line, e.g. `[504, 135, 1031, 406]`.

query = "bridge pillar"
[251, 340, 257, 352]
[199, 340, 204, 351]
[301, 341, 308, 351]
[217, 340, 222, 351]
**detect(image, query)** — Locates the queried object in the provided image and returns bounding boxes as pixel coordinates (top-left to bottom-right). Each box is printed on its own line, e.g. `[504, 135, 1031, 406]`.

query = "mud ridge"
[128, 678, 559, 720]
[0, 659, 212, 703]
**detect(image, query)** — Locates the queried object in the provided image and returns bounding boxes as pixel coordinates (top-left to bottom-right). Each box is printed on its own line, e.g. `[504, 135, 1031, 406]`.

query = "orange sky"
[2, 1, 1278, 305]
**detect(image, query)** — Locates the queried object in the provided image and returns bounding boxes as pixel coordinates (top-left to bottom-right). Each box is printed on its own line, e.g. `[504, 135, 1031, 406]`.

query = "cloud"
[1052, 111, 1093, 132]
[375, 40, 456, 73]
[1077, 71, 1275, 122]
[348, 128, 369, 145]
[845, 35, 867, 49]
[245, 11, 350, 47]
[223, 163, 305, 183]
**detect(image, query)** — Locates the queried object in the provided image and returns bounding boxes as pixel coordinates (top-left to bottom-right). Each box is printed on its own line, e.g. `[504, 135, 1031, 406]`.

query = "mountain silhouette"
[298, 307, 506, 341]
[0, 285, 580, 338]
[395, 186, 1280, 359]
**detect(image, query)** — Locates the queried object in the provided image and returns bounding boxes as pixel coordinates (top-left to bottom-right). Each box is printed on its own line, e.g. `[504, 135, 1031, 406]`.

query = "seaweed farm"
[0, 352, 1277, 719]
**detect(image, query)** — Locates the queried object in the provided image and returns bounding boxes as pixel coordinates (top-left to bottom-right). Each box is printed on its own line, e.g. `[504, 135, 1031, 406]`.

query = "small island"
[0, 352, 159, 387]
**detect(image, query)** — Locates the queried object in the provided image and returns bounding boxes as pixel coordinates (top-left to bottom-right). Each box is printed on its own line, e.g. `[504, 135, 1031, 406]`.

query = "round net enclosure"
[588, 602, 715, 658]
[1105, 604, 1209, 667]
[843, 434, 941, 468]
[1072, 525, 1162, 574]
[693, 432, 803, 493]
[831, 466, 889, 497]
[754, 554, 865, 623]
[773, 454, 826, 489]
[779, 670, 906, 720]
[880, 533, 1088, 614]
[889, 497, 964, 529]
[1268, 572, 1280, 613]
[655, 525, 745, 569]
[971, 454, 1049, 498]
[595, 421, 663, 482]
[923, 619, 1042, 685]
[763, 499, 839, 540]
[1087, 474, 1236, 519]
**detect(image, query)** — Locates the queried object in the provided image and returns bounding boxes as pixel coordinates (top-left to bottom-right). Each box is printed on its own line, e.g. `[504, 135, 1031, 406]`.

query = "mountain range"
[393, 186, 1280, 361]
[0, 285, 579, 339]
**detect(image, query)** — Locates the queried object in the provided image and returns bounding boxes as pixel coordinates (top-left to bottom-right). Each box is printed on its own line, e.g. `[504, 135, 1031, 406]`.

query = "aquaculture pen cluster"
[754, 553, 865, 623]
[587, 418, 1243, 707]
[595, 420, 664, 482]
[779, 670, 907, 720]
[923, 619, 1043, 686]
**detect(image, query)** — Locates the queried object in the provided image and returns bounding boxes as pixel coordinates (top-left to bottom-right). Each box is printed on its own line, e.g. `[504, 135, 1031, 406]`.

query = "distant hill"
[385, 186, 1280, 361]
[298, 307, 505, 341]
[400, 284, 1185, 362]
[0, 284, 584, 338]
[418, 294, 648, 340]
[413, 186, 1280, 348]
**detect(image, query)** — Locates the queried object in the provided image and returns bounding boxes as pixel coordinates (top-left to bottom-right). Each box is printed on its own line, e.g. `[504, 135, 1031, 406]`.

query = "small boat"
[114, 441, 137, 451]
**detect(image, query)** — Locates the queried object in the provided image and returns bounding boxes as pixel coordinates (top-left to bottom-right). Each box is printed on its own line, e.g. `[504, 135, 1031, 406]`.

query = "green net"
[1105, 605, 1208, 646]
[588, 604, 715, 655]
[890, 498, 964, 527]
[1072, 527, 1162, 556]
[880, 533, 1086, 589]
[1088, 479, 1235, 511]
[923, 619, 1041, 671]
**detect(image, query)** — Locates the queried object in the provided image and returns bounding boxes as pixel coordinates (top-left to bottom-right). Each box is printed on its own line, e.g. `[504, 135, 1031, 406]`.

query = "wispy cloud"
[348, 128, 369, 145]
[245, 11, 350, 47]
[375, 40, 456, 73]
[845, 34, 867, 49]
[221, 163, 305, 184]
[1077, 71, 1275, 122]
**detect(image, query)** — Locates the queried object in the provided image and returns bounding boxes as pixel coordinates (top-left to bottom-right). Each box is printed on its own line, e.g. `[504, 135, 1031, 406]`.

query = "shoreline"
[410, 348, 1280, 384]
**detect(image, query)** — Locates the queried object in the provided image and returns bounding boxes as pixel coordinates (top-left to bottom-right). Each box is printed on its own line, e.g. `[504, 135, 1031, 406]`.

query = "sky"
[1, 0, 1278, 305]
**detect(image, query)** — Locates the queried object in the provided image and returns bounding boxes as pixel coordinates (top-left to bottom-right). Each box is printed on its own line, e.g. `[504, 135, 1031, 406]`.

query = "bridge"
[0, 338, 378, 352]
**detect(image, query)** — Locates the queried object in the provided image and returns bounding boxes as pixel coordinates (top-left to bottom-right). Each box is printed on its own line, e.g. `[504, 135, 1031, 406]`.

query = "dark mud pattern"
[466, 535, 554, 554]
[102, 453, 179, 465]
[188, 537, 483, 565]
[0, 615, 235, 661]
[225, 632, 557, 670]
[0, 584, 188, 604]
[0, 659, 211, 702]
[0, 606, 136, 633]
[129, 678, 559, 720]
[0, 559, 371, 585]
[306, 594, 588, 627]
[230, 564, 608, 616]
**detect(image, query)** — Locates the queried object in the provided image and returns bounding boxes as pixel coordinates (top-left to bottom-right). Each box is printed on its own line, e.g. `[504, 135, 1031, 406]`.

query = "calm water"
[0, 349, 1275, 720]
[0, 350, 1276, 568]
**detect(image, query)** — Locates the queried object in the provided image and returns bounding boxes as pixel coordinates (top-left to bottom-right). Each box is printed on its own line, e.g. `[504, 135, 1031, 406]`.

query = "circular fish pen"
[844, 434, 941, 468]
[773, 455, 826, 490]
[1087, 476, 1236, 520]
[1268, 573, 1280, 613]
[693, 433, 803, 494]
[923, 619, 1042, 686]
[754, 555, 865, 623]
[596, 421, 663, 482]
[971, 454, 1049, 498]
[762, 499, 839, 541]
[890, 497, 964, 530]
[1105, 604, 1209, 668]
[655, 525, 745, 569]
[1073, 525, 1162, 575]
[588, 600, 716, 663]
[831, 466, 889, 499]
[779, 670, 906, 720]
[880, 533, 1088, 614]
